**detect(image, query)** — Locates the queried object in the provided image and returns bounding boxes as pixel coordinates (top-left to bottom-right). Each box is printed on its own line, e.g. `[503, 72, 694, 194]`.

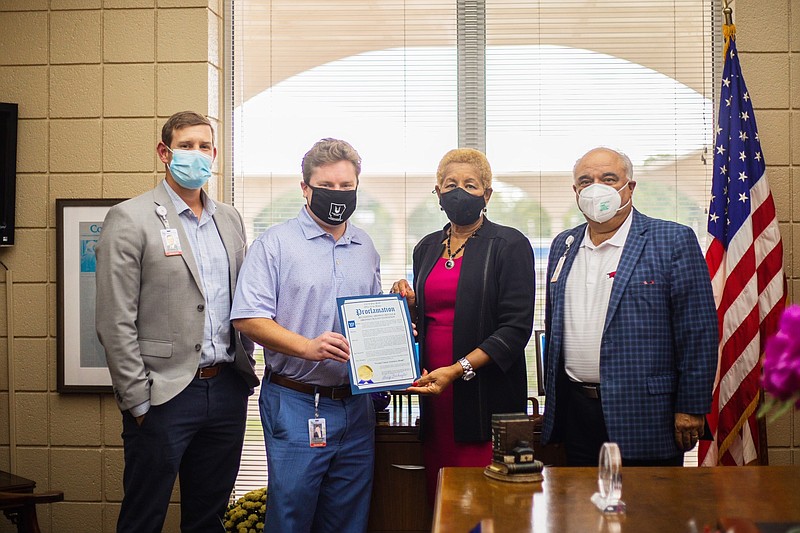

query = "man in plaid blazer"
[540, 147, 718, 466]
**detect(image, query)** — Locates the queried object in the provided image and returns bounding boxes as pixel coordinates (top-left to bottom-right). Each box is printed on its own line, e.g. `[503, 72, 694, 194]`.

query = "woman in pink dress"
[392, 148, 535, 503]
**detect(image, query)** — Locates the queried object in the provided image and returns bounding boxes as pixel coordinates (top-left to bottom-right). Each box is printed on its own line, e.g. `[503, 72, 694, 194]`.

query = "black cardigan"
[412, 217, 535, 442]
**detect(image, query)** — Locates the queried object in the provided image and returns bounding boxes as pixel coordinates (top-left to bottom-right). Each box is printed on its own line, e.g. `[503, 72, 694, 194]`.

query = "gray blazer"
[96, 182, 258, 412]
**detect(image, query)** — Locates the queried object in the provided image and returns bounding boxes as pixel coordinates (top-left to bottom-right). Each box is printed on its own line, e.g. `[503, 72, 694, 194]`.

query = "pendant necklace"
[445, 220, 484, 269]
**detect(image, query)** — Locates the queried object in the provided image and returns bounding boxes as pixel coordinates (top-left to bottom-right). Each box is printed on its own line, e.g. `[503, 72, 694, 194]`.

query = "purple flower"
[762, 305, 800, 408]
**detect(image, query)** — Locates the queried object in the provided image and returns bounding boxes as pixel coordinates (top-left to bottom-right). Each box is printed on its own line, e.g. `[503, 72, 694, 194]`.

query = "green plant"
[224, 487, 266, 533]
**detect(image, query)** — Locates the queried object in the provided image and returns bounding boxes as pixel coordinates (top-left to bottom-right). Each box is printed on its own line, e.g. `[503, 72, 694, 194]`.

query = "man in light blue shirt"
[232, 138, 381, 533]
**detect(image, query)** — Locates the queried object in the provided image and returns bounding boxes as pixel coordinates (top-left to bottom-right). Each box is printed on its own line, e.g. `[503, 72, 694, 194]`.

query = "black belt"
[269, 373, 352, 400]
[570, 380, 601, 399]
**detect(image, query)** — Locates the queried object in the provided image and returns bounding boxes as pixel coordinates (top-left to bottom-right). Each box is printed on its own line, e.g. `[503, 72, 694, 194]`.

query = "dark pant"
[563, 381, 683, 467]
[117, 366, 249, 533]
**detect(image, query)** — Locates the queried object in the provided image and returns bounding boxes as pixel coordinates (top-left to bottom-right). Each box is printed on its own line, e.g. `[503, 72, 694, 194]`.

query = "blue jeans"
[260, 377, 375, 533]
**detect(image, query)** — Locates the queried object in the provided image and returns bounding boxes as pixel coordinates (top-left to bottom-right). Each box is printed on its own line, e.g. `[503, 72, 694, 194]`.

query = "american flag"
[699, 25, 785, 466]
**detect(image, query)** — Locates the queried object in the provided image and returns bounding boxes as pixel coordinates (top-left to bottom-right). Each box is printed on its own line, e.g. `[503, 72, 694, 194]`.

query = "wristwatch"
[458, 358, 476, 381]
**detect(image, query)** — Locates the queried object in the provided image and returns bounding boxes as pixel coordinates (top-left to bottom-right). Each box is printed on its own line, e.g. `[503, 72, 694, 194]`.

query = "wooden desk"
[434, 466, 800, 532]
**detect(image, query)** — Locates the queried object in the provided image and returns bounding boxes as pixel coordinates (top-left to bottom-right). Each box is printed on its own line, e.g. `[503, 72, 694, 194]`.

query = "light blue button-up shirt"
[231, 206, 381, 386]
[163, 181, 234, 367]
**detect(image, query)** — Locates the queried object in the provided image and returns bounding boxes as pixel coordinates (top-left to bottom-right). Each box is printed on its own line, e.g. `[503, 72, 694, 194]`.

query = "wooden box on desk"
[368, 394, 432, 533]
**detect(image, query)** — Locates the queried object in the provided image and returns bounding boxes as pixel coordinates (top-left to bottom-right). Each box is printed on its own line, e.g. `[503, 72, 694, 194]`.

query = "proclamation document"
[337, 294, 419, 394]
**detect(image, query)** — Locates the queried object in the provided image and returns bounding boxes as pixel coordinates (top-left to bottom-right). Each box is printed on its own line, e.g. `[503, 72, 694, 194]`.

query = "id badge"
[550, 255, 566, 283]
[160, 228, 182, 256]
[308, 418, 327, 447]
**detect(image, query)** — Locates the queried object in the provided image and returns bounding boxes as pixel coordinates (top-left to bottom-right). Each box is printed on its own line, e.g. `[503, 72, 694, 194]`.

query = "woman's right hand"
[390, 279, 416, 309]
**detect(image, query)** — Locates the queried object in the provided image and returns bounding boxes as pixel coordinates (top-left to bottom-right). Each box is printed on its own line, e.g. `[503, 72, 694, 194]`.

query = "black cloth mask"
[439, 187, 486, 226]
[307, 186, 357, 226]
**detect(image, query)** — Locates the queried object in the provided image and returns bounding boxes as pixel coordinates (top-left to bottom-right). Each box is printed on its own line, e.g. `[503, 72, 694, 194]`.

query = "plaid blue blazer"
[541, 209, 718, 460]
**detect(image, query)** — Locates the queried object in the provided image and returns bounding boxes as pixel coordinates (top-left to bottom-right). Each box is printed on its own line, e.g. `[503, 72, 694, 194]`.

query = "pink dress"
[422, 256, 492, 503]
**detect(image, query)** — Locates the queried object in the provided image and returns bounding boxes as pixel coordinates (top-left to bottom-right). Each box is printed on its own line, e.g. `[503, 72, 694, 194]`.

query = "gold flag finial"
[723, 0, 733, 26]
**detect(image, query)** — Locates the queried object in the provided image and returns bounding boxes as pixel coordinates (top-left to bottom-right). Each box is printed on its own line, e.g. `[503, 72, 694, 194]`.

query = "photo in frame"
[535, 329, 546, 396]
[57, 198, 125, 393]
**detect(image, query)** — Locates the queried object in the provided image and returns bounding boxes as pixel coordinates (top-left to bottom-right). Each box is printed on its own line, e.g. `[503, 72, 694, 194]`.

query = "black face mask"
[439, 187, 486, 226]
[307, 186, 357, 226]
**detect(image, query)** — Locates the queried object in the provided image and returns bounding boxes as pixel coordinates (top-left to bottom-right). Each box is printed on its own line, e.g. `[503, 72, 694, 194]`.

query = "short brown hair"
[301, 138, 362, 184]
[161, 111, 214, 147]
[436, 148, 492, 189]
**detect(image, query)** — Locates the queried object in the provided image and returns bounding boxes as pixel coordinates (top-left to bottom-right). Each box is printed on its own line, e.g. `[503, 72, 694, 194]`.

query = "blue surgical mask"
[167, 148, 213, 189]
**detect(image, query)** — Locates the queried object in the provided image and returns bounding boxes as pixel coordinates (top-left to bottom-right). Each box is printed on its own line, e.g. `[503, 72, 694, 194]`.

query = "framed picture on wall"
[57, 198, 125, 393]
[535, 329, 546, 396]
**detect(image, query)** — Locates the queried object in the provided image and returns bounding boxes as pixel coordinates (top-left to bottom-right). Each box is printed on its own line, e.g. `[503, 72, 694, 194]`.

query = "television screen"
[0, 102, 18, 246]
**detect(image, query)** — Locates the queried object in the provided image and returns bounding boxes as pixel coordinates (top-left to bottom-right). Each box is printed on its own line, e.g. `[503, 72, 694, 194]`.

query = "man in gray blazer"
[96, 111, 259, 533]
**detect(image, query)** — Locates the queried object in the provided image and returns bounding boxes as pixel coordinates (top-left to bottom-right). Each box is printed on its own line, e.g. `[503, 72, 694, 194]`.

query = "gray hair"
[573, 147, 634, 181]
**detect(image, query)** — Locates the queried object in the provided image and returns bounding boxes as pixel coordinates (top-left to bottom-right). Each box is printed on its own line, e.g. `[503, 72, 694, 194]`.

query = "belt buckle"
[197, 366, 216, 379]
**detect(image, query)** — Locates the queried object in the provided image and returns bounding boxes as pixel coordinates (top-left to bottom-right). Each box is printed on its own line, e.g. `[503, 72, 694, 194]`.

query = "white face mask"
[577, 181, 631, 223]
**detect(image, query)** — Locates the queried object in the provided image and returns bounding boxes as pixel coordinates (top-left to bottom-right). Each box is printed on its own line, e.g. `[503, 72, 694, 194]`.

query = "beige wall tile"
[50, 395, 102, 445]
[0, 0, 48, 9]
[0, 284, 6, 336]
[16, 446, 51, 489]
[47, 229, 56, 285]
[0, 229, 48, 282]
[50, 10, 102, 65]
[736, 0, 789, 52]
[13, 283, 48, 337]
[103, 448, 124, 501]
[52, 0, 102, 8]
[15, 175, 49, 229]
[792, 1, 800, 53]
[51, 448, 102, 501]
[17, 119, 49, 173]
[49, 176, 104, 218]
[0, 67, 48, 119]
[792, 54, 800, 109]
[104, 9, 155, 63]
[794, 168, 800, 221]
[766, 408, 792, 446]
[102, 395, 123, 446]
[794, 223, 800, 278]
[156, 63, 208, 117]
[50, 65, 102, 119]
[794, 112, 800, 165]
[49, 119, 102, 173]
[103, 503, 122, 532]
[0, 447, 10, 473]
[14, 339, 48, 392]
[48, 283, 56, 340]
[51, 502, 103, 532]
[165, 502, 181, 530]
[0, 340, 8, 390]
[12, 338, 48, 392]
[105, 0, 154, 7]
[756, 110, 790, 166]
[768, 166, 791, 223]
[102, 173, 157, 199]
[104, 64, 155, 117]
[739, 53, 789, 109]
[158, 0, 208, 6]
[779, 222, 793, 278]
[768, 448, 793, 465]
[103, 119, 156, 172]
[157, 8, 208, 63]
[15, 392, 49, 445]
[47, 338, 57, 392]
[0, 12, 48, 65]
[0, 394, 7, 445]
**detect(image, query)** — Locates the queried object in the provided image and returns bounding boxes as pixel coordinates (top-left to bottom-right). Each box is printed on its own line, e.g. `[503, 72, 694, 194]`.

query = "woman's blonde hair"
[436, 148, 492, 189]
